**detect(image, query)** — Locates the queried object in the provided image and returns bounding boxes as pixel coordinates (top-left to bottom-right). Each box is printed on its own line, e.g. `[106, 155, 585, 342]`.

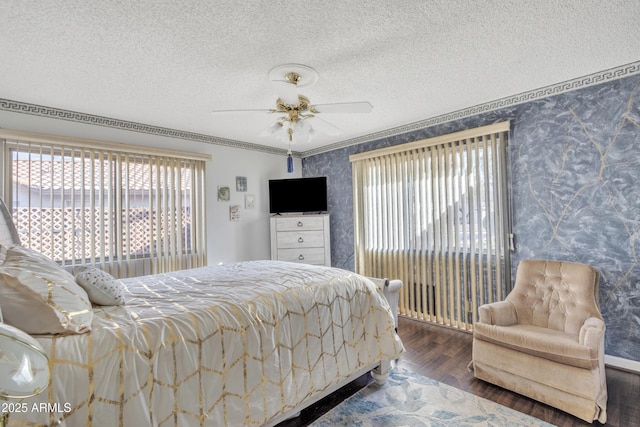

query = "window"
[350, 122, 512, 329]
[2, 130, 209, 278]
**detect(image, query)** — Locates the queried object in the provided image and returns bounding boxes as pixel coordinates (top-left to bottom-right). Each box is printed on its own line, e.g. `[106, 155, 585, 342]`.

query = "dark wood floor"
[279, 316, 640, 427]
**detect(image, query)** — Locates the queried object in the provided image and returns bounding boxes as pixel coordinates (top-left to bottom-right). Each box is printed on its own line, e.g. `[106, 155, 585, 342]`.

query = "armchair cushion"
[474, 322, 598, 369]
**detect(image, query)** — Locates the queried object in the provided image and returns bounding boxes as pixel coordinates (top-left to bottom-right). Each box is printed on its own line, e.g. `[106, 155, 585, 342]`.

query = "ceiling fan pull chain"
[287, 144, 294, 174]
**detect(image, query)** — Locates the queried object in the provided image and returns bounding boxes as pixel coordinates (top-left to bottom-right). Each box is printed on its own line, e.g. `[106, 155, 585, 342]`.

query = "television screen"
[269, 177, 328, 214]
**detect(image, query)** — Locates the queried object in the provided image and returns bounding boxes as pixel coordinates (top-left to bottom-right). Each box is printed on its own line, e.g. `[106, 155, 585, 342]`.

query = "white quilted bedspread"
[10, 261, 404, 426]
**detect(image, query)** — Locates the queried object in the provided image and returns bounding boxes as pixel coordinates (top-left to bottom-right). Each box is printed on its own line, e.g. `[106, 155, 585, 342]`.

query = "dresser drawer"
[275, 216, 325, 231]
[277, 248, 326, 265]
[270, 214, 331, 266]
[277, 230, 325, 248]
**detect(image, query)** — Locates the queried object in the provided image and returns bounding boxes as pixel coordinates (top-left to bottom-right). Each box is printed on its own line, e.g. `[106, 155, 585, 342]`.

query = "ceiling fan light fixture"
[293, 119, 309, 133]
[267, 121, 283, 134]
[272, 120, 315, 145]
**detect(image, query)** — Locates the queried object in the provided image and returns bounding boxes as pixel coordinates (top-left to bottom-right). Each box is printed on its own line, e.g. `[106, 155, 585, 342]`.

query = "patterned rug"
[310, 367, 555, 426]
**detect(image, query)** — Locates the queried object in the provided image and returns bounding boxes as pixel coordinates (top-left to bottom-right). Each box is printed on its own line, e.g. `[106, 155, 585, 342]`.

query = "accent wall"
[303, 74, 640, 363]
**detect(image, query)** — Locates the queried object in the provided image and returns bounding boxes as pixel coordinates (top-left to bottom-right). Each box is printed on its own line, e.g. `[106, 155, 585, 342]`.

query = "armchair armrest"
[579, 317, 605, 348]
[478, 301, 517, 326]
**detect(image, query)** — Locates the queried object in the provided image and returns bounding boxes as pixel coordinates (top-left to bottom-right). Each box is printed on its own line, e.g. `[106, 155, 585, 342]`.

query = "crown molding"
[300, 60, 640, 158]
[0, 99, 300, 158]
[2, 60, 639, 160]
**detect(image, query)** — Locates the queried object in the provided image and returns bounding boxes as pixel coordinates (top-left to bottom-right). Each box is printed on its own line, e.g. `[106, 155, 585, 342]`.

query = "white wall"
[206, 144, 300, 264]
[0, 110, 302, 265]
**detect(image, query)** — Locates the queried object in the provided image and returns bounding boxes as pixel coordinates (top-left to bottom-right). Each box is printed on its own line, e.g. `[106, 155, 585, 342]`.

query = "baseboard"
[605, 354, 640, 373]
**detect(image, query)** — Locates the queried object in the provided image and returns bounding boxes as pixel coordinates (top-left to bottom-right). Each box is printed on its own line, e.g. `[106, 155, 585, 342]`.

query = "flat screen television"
[269, 177, 328, 214]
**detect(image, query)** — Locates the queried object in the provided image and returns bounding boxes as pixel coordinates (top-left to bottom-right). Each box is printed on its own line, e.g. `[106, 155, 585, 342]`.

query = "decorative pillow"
[0, 245, 93, 335]
[74, 267, 125, 306]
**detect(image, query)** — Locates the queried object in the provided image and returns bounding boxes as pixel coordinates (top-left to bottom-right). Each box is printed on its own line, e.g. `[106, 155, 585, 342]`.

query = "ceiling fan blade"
[271, 80, 300, 105]
[308, 115, 342, 136]
[211, 108, 274, 114]
[311, 101, 373, 114]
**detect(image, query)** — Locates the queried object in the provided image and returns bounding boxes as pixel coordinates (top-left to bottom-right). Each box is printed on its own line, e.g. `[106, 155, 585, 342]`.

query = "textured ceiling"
[1, 1, 639, 155]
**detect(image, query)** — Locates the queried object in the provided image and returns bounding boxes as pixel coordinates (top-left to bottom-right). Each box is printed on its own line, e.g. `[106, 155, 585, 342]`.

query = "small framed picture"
[217, 186, 230, 201]
[236, 176, 247, 192]
[230, 204, 241, 221]
[245, 194, 255, 209]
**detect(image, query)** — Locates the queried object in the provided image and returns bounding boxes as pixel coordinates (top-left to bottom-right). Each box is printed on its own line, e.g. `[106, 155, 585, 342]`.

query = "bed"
[0, 198, 404, 426]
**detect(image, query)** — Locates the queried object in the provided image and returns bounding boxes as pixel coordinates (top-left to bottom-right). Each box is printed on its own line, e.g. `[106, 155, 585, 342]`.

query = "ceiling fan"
[211, 64, 373, 144]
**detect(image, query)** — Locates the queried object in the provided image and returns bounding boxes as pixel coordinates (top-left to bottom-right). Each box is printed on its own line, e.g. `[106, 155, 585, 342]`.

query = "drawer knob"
[298, 237, 304, 243]
[298, 254, 305, 260]
[297, 221, 303, 227]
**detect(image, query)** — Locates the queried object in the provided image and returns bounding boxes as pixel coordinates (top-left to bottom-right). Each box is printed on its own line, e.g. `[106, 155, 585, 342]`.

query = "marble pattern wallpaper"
[303, 74, 640, 361]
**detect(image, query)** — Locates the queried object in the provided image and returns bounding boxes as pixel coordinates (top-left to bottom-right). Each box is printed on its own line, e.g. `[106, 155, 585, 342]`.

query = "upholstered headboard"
[0, 196, 21, 246]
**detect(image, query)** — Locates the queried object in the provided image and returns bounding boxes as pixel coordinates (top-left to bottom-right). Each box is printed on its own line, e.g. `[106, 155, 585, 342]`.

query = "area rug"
[310, 367, 554, 426]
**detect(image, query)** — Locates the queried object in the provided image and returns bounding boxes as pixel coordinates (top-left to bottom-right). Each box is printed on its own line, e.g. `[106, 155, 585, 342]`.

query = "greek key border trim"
[0, 99, 292, 157]
[302, 60, 640, 157]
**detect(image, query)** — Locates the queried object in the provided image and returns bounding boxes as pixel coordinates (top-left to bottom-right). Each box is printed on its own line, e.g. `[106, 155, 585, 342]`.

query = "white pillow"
[74, 267, 125, 306]
[0, 245, 93, 335]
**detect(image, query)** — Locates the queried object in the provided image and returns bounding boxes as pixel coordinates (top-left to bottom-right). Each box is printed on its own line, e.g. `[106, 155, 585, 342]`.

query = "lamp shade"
[0, 323, 50, 399]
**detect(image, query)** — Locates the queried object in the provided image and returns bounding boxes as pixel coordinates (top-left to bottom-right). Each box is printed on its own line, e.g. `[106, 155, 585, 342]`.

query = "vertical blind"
[1, 130, 209, 279]
[350, 122, 511, 330]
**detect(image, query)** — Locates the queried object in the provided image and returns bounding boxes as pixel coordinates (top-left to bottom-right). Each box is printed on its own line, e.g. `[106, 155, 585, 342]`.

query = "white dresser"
[270, 214, 331, 266]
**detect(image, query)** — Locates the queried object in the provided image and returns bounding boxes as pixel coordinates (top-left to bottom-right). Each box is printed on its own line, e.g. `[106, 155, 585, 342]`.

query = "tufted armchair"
[469, 259, 607, 423]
